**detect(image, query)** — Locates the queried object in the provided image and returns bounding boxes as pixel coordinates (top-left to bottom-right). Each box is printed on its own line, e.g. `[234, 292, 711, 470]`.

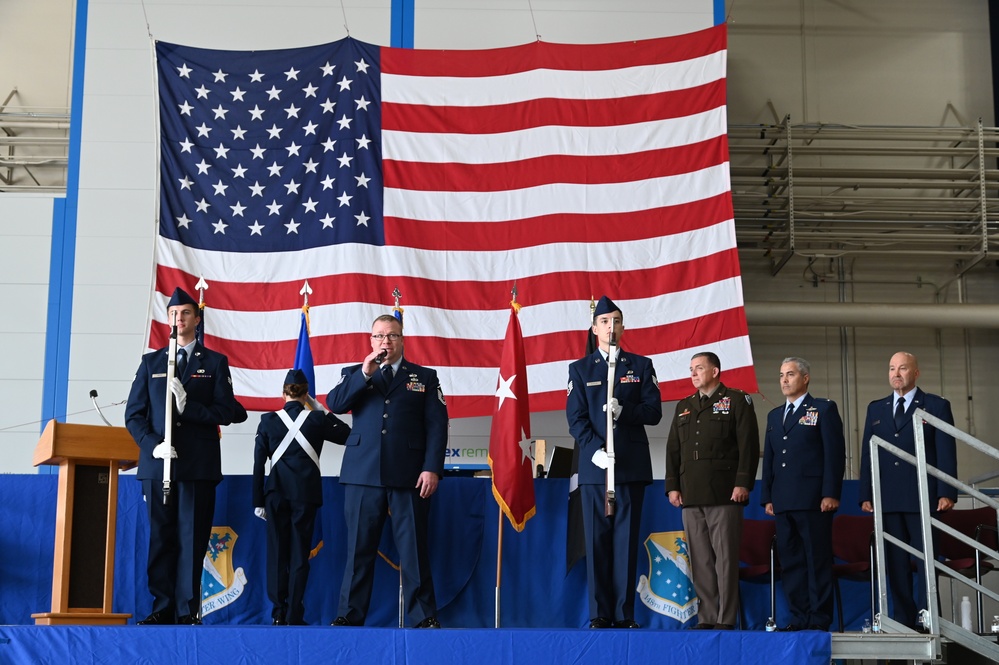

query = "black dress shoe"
[589, 617, 613, 629]
[331, 616, 352, 626]
[614, 619, 640, 629]
[415, 617, 441, 628]
[272, 618, 288, 626]
[778, 624, 802, 632]
[691, 622, 714, 630]
[177, 615, 202, 625]
[806, 625, 828, 631]
[137, 610, 174, 625]
[714, 624, 734, 630]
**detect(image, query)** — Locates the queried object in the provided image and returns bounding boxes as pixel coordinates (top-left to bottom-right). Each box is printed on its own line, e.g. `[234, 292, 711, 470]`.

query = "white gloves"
[602, 398, 622, 420]
[254, 507, 267, 521]
[152, 441, 177, 459]
[591, 449, 612, 469]
[306, 395, 325, 413]
[170, 377, 187, 414]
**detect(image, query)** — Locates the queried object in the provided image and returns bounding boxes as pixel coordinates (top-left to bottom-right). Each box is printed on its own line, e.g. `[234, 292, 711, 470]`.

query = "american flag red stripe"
[151, 24, 756, 419]
[383, 193, 734, 250]
[384, 137, 729, 193]
[381, 82, 728, 135]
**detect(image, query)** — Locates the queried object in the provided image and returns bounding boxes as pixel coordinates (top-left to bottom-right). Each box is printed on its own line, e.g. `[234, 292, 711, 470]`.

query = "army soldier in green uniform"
[665, 351, 759, 630]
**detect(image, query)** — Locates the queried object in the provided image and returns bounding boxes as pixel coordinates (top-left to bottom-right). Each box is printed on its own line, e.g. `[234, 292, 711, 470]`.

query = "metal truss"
[730, 118, 998, 276]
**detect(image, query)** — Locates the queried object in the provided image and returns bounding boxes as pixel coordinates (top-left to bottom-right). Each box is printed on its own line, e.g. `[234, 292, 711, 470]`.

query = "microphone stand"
[163, 311, 178, 505]
[604, 332, 617, 517]
[89, 389, 113, 427]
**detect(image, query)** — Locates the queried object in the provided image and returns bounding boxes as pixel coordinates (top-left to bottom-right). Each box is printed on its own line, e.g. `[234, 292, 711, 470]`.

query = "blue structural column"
[391, 0, 415, 48]
[40, 0, 89, 457]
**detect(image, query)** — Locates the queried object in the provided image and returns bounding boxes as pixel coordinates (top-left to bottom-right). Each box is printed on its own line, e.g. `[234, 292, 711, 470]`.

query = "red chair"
[832, 514, 876, 633]
[936, 507, 998, 630]
[739, 518, 780, 630]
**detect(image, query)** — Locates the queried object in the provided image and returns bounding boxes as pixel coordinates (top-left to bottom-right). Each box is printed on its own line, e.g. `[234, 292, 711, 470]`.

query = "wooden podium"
[31, 420, 139, 625]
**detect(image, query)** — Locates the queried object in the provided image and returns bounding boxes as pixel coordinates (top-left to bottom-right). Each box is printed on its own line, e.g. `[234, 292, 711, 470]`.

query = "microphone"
[90, 389, 114, 427]
[374, 350, 388, 365]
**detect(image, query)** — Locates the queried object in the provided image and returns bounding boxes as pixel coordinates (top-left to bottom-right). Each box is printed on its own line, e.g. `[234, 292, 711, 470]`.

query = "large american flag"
[151, 24, 756, 419]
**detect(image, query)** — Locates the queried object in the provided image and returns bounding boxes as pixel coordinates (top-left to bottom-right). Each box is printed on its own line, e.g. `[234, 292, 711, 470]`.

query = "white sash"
[272, 408, 320, 469]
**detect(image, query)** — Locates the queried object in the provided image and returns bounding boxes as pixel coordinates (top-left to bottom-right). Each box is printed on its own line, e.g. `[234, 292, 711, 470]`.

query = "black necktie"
[381, 364, 394, 384]
[176, 348, 187, 377]
[894, 398, 906, 429]
[784, 403, 794, 427]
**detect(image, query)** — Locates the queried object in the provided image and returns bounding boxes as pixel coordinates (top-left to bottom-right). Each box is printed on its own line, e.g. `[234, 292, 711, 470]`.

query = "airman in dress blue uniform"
[761, 357, 845, 631]
[125, 287, 237, 625]
[859, 351, 957, 630]
[326, 314, 448, 628]
[566, 296, 663, 629]
[253, 369, 350, 625]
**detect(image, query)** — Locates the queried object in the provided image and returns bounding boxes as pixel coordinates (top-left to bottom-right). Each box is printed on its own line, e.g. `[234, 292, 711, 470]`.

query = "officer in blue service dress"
[665, 351, 759, 630]
[326, 314, 448, 628]
[253, 369, 351, 625]
[761, 357, 845, 631]
[566, 296, 663, 629]
[859, 351, 957, 630]
[125, 287, 237, 625]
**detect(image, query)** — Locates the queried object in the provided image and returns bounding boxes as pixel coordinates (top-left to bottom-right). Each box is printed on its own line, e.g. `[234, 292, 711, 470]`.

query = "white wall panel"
[77, 141, 157, 190]
[415, 0, 713, 48]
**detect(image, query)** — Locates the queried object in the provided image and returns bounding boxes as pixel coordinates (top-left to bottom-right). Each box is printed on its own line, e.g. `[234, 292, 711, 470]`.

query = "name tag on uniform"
[586, 381, 601, 387]
[152, 373, 166, 378]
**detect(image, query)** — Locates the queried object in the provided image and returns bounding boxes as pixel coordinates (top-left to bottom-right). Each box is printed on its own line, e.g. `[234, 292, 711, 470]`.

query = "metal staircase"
[830, 408, 999, 663]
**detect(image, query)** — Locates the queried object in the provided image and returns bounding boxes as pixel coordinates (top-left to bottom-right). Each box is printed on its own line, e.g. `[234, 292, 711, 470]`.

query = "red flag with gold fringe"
[488, 303, 536, 531]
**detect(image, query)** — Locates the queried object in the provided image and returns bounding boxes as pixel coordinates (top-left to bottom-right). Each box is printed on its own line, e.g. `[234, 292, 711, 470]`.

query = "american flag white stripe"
[153, 218, 735, 286]
[153, 276, 745, 346]
[229, 331, 754, 404]
[380, 51, 726, 106]
[383, 163, 732, 222]
[381, 109, 728, 164]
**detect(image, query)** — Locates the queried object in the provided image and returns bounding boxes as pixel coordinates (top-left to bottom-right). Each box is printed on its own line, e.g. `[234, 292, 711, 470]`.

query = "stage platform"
[0, 625, 831, 665]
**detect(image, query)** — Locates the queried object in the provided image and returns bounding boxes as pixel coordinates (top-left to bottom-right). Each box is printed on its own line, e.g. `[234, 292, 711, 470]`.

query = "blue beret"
[285, 368, 309, 385]
[593, 295, 622, 319]
[167, 287, 198, 310]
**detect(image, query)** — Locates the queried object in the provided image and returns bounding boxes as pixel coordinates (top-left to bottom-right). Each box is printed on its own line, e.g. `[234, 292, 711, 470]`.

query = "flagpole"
[162, 310, 178, 504]
[489, 284, 535, 628]
[605, 330, 617, 516]
[495, 506, 504, 628]
[399, 566, 404, 628]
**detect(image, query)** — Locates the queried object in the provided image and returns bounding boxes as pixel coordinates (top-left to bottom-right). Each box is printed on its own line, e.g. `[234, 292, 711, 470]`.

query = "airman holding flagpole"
[125, 287, 237, 625]
[566, 296, 663, 629]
